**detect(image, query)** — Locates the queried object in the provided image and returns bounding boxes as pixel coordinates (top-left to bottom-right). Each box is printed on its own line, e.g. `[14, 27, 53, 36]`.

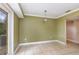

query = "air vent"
[65, 10, 71, 13]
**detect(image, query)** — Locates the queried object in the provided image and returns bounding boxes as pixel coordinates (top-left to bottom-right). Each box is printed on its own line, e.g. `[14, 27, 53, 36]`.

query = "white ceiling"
[20, 3, 79, 18]
[8, 3, 79, 19]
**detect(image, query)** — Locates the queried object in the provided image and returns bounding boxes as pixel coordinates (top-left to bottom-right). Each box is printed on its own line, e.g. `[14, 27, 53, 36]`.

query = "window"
[0, 8, 7, 35]
[0, 8, 8, 55]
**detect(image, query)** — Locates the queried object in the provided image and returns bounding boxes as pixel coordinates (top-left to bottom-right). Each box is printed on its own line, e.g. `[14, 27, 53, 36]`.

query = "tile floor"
[0, 46, 7, 55]
[16, 41, 79, 55]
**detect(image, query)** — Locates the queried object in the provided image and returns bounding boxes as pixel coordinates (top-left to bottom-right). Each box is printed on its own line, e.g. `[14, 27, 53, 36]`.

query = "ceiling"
[8, 3, 79, 19]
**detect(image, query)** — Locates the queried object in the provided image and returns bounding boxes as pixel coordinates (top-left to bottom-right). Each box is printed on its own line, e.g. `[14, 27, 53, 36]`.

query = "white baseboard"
[15, 40, 66, 54]
[68, 39, 79, 44]
[19, 40, 66, 46]
[55, 40, 66, 45]
[19, 40, 56, 46]
[14, 45, 20, 54]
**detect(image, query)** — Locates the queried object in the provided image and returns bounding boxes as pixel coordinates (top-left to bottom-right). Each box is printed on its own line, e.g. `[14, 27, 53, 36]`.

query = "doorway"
[0, 8, 8, 55]
[66, 20, 77, 45]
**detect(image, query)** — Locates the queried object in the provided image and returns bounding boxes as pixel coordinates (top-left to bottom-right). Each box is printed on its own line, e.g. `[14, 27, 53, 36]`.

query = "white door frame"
[0, 3, 14, 55]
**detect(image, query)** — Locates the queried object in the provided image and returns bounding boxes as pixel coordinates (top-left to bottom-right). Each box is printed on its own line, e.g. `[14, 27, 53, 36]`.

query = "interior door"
[66, 20, 77, 42]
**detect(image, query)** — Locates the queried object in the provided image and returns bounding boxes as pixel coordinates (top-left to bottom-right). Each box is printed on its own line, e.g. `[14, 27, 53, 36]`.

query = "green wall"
[19, 16, 56, 43]
[18, 10, 79, 44]
[56, 10, 79, 42]
[14, 14, 19, 50]
[55, 19, 66, 42]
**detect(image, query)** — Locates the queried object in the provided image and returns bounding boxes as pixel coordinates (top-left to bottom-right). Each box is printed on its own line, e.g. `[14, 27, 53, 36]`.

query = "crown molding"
[24, 14, 57, 19]
[8, 3, 79, 19]
[56, 8, 79, 19]
[24, 8, 79, 19]
[8, 3, 24, 18]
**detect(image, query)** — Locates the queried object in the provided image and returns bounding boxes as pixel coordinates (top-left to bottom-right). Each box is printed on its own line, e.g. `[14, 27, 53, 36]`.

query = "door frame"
[0, 3, 14, 55]
[66, 19, 77, 44]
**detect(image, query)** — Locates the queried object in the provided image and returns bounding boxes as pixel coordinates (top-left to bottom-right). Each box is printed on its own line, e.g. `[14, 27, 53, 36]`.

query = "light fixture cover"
[44, 10, 47, 22]
[44, 18, 47, 22]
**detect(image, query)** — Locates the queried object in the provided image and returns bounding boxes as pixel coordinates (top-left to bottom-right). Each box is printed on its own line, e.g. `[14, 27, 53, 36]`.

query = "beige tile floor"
[16, 41, 79, 55]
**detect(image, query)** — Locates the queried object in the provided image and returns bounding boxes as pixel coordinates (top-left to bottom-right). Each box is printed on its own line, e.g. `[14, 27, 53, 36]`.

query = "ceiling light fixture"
[43, 10, 48, 22]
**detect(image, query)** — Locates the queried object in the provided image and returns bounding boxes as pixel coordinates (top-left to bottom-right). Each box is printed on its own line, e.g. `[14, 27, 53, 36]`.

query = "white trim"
[55, 40, 66, 45]
[14, 40, 66, 54]
[0, 3, 14, 55]
[8, 3, 24, 18]
[5, 3, 14, 55]
[14, 45, 20, 54]
[7, 3, 79, 19]
[24, 8, 79, 19]
[56, 8, 79, 19]
[19, 40, 56, 46]
[68, 39, 79, 44]
[24, 14, 57, 19]
[2, 4, 14, 13]
[65, 20, 67, 45]
[19, 40, 65, 46]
